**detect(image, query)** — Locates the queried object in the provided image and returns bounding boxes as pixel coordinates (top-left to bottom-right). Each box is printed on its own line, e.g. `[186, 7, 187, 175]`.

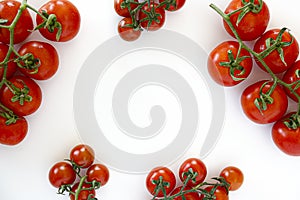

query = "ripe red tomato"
[179, 158, 207, 187]
[199, 186, 228, 200]
[114, 0, 139, 17]
[0, 0, 33, 44]
[118, 17, 141, 41]
[0, 115, 28, 146]
[223, 0, 269, 41]
[36, 0, 81, 42]
[0, 44, 17, 80]
[241, 80, 288, 124]
[208, 41, 253, 86]
[139, 3, 166, 31]
[86, 164, 110, 186]
[48, 161, 76, 188]
[69, 182, 96, 200]
[146, 166, 176, 197]
[70, 144, 95, 168]
[282, 60, 300, 102]
[219, 166, 244, 191]
[272, 112, 300, 156]
[160, 0, 186, 11]
[170, 186, 200, 200]
[253, 29, 299, 74]
[0, 75, 42, 116]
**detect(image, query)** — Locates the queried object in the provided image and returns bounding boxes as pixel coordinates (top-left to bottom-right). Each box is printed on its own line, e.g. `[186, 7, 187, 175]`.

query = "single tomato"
[220, 166, 244, 191]
[179, 158, 207, 187]
[118, 17, 141, 41]
[48, 161, 76, 188]
[114, 0, 139, 17]
[70, 144, 95, 168]
[86, 163, 110, 186]
[139, 3, 165, 31]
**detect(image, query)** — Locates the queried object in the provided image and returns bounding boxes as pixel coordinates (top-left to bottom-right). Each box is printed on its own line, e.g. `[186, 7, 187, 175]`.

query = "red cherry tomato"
[70, 182, 96, 200]
[253, 29, 299, 74]
[139, 3, 166, 31]
[282, 60, 300, 102]
[160, 0, 186, 11]
[272, 112, 300, 156]
[0, 0, 33, 44]
[0, 75, 42, 116]
[118, 17, 141, 42]
[241, 80, 288, 124]
[0, 43, 17, 80]
[70, 144, 95, 168]
[170, 186, 200, 200]
[114, 0, 139, 17]
[18, 41, 59, 80]
[208, 41, 253, 86]
[48, 161, 76, 188]
[220, 166, 244, 191]
[0, 115, 28, 146]
[179, 158, 207, 187]
[199, 186, 228, 200]
[146, 166, 176, 197]
[36, 0, 81, 42]
[86, 163, 110, 186]
[224, 0, 270, 41]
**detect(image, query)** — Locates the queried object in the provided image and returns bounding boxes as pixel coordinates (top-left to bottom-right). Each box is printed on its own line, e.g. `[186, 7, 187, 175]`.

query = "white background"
[1, 0, 300, 199]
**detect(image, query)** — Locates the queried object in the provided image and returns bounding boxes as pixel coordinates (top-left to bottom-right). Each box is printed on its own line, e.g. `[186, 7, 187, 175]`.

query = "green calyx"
[237, 0, 263, 25]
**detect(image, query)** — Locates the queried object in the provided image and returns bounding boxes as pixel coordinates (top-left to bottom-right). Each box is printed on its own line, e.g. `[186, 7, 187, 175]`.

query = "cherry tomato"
[146, 166, 176, 197]
[114, 0, 139, 17]
[224, 0, 269, 41]
[0, 75, 42, 116]
[0, 43, 17, 80]
[179, 158, 207, 187]
[36, 0, 81, 42]
[220, 166, 244, 191]
[86, 163, 110, 186]
[118, 17, 141, 42]
[160, 0, 186, 11]
[48, 161, 76, 188]
[208, 41, 253, 86]
[17, 41, 59, 80]
[70, 144, 95, 168]
[282, 60, 300, 102]
[272, 112, 300, 156]
[0, 0, 33, 44]
[199, 186, 228, 200]
[0, 115, 28, 146]
[139, 3, 166, 31]
[253, 29, 299, 74]
[170, 186, 200, 200]
[70, 182, 96, 200]
[241, 80, 288, 124]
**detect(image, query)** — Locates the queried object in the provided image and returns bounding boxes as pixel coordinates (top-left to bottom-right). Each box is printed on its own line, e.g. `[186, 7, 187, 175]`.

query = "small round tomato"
[146, 166, 176, 197]
[170, 186, 200, 200]
[36, 0, 81, 42]
[0, 43, 17, 80]
[241, 80, 288, 124]
[179, 158, 207, 187]
[70, 182, 96, 200]
[208, 41, 253, 86]
[114, 0, 139, 17]
[0, 75, 42, 116]
[0, 0, 33, 44]
[282, 60, 300, 102]
[70, 144, 95, 168]
[224, 0, 269, 41]
[118, 17, 141, 41]
[18, 41, 59, 80]
[0, 115, 28, 146]
[254, 29, 299, 74]
[48, 161, 76, 188]
[272, 112, 300, 156]
[220, 166, 244, 191]
[160, 0, 186, 11]
[86, 163, 110, 186]
[139, 3, 165, 31]
[199, 186, 228, 200]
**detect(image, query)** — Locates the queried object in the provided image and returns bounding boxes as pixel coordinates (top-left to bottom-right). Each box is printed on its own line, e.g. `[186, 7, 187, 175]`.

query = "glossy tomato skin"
[139, 3, 165, 31]
[48, 161, 76, 188]
[0, 0, 33, 44]
[70, 182, 96, 200]
[224, 0, 269, 41]
[220, 166, 244, 191]
[282, 60, 300, 102]
[18, 41, 59, 80]
[36, 0, 81, 42]
[114, 0, 139, 17]
[146, 166, 176, 197]
[86, 164, 109, 186]
[254, 29, 299, 74]
[0, 43, 17, 79]
[208, 41, 253, 86]
[241, 80, 288, 124]
[0, 75, 42, 116]
[160, 0, 186, 11]
[118, 17, 141, 41]
[199, 186, 228, 200]
[272, 112, 300, 156]
[170, 186, 200, 200]
[0, 115, 28, 145]
[179, 158, 207, 187]
[70, 144, 95, 168]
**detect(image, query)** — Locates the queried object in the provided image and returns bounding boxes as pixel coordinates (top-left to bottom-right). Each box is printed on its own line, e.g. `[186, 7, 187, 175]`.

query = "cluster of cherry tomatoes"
[0, 0, 80, 146]
[49, 144, 110, 200]
[146, 158, 243, 200]
[114, 0, 186, 41]
[208, 0, 300, 156]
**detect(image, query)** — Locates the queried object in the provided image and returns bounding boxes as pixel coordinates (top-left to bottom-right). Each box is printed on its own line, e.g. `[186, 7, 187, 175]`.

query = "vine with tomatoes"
[208, 0, 300, 156]
[0, 0, 80, 146]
